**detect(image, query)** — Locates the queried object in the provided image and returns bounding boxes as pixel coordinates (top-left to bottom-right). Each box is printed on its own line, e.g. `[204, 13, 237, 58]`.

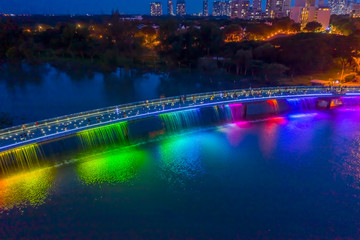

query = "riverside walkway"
[0, 86, 359, 152]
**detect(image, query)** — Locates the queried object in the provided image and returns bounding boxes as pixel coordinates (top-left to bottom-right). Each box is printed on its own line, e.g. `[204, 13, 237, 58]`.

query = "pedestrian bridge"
[0, 86, 359, 153]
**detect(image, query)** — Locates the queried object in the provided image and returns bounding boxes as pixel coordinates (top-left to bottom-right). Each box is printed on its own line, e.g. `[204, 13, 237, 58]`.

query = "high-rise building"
[290, 5, 330, 29]
[231, 0, 250, 19]
[150, 2, 163, 16]
[168, 0, 174, 15]
[347, 0, 356, 14]
[213, 1, 231, 17]
[316, 7, 331, 28]
[283, 0, 291, 16]
[266, 0, 287, 18]
[351, 3, 360, 17]
[328, 0, 347, 15]
[176, 0, 186, 16]
[253, 0, 262, 12]
[203, 0, 209, 16]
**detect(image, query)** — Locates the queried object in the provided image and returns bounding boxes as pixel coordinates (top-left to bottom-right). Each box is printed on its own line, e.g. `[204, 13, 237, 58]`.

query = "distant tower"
[283, 0, 291, 16]
[328, 0, 347, 15]
[253, 0, 262, 12]
[168, 0, 174, 15]
[150, 2, 163, 16]
[231, 0, 250, 19]
[203, 0, 209, 16]
[265, 0, 275, 17]
[176, 0, 186, 16]
[213, 0, 231, 17]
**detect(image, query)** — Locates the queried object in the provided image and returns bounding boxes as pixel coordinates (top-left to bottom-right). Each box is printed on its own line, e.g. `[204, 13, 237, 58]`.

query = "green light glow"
[77, 121, 128, 149]
[156, 135, 204, 185]
[159, 109, 202, 134]
[0, 167, 56, 209]
[76, 147, 147, 184]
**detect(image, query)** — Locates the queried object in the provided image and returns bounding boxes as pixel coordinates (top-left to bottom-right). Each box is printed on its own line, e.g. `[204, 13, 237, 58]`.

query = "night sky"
[1, 0, 267, 15]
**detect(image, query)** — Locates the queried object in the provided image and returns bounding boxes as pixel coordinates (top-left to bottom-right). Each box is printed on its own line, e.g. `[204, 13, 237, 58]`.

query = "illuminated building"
[150, 2, 163, 16]
[265, 0, 274, 17]
[253, 0, 262, 11]
[168, 0, 174, 15]
[265, 0, 292, 18]
[351, 3, 360, 18]
[176, 0, 186, 16]
[290, 5, 330, 29]
[283, 0, 291, 16]
[290, 7, 308, 28]
[328, 0, 347, 15]
[203, 0, 209, 16]
[231, 0, 250, 19]
[213, 1, 231, 17]
[315, 7, 331, 28]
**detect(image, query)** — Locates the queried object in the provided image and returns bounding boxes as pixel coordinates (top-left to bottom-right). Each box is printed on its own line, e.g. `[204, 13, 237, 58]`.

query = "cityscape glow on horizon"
[1, 0, 270, 15]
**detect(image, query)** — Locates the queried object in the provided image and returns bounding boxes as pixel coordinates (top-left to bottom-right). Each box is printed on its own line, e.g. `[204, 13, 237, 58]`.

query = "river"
[1, 108, 360, 238]
[0, 63, 244, 127]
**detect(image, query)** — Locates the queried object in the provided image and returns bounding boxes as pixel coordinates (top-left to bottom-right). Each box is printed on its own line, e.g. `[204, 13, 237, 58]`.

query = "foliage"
[0, 15, 359, 79]
[304, 21, 322, 32]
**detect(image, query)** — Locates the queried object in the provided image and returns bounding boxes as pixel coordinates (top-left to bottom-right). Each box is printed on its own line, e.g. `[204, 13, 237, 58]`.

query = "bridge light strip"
[0, 93, 334, 152]
[345, 93, 360, 96]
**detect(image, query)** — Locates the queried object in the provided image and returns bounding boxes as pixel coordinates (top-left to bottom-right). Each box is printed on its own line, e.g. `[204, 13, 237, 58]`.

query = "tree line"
[0, 14, 360, 80]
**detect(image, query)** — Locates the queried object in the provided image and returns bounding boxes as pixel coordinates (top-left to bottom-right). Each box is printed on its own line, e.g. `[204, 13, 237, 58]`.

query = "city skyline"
[2, 0, 272, 15]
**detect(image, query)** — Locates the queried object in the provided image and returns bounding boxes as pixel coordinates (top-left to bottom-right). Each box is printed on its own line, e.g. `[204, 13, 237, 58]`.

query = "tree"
[233, 49, 252, 75]
[200, 23, 223, 56]
[304, 21, 322, 32]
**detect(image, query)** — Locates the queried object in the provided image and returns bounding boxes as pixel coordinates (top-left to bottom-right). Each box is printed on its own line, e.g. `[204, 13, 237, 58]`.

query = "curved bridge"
[0, 86, 359, 153]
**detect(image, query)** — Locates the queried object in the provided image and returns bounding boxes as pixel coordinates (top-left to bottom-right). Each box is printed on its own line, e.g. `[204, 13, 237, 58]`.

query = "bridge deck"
[0, 86, 358, 152]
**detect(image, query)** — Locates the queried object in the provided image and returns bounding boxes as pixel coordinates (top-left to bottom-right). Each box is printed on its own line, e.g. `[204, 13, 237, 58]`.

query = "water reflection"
[76, 147, 147, 185]
[0, 63, 245, 127]
[0, 167, 56, 210]
[258, 117, 287, 156]
[156, 136, 204, 187]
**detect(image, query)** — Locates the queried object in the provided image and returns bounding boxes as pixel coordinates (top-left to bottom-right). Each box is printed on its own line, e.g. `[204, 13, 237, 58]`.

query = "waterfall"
[286, 98, 317, 112]
[213, 105, 233, 123]
[267, 99, 279, 113]
[0, 144, 42, 174]
[160, 108, 203, 134]
[77, 121, 129, 149]
[228, 103, 244, 122]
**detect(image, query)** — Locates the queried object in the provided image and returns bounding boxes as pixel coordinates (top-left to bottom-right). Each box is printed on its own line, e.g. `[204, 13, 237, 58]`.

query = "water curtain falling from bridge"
[0, 144, 43, 174]
[160, 105, 247, 134]
[77, 121, 129, 149]
[286, 98, 317, 112]
[159, 108, 203, 134]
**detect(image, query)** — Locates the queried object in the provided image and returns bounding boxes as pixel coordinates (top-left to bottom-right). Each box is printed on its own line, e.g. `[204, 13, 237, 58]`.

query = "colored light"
[0, 144, 42, 174]
[288, 113, 318, 119]
[77, 121, 128, 149]
[0, 167, 55, 209]
[76, 147, 147, 184]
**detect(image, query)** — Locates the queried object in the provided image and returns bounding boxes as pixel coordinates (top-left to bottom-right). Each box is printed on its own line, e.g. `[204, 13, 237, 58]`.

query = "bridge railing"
[0, 86, 358, 149]
[0, 86, 325, 132]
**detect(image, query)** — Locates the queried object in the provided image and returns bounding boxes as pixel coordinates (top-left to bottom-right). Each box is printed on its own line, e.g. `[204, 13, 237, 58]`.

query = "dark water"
[2, 109, 360, 239]
[0, 63, 241, 126]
